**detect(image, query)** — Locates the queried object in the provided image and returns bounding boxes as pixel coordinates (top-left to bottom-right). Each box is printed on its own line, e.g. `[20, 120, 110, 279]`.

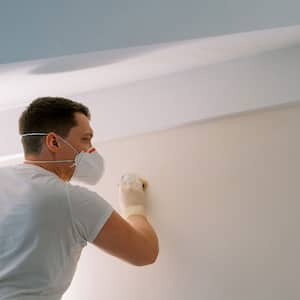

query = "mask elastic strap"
[21, 133, 47, 136]
[53, 136, 79, 167]
[24, 159, 74, 164]
[21, 132, 77, 166]
[57, 136, 79, 154]
[22, 132, 79, 154]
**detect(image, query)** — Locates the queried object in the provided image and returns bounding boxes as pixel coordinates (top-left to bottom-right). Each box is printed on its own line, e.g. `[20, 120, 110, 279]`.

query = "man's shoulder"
[66, 182, 98, 197]
[10, 164, 67, 193]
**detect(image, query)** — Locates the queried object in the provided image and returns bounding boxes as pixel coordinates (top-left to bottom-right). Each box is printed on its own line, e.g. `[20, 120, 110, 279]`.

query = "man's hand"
[118, 173, 148, 219]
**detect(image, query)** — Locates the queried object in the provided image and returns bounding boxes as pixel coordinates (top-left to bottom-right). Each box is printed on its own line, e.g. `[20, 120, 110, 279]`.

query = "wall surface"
[62, 102, 300, 300]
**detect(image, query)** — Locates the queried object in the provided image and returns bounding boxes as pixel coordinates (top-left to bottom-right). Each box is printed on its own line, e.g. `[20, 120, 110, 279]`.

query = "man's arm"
[92, 173, 159, 266]
[92, 211, 159, 266]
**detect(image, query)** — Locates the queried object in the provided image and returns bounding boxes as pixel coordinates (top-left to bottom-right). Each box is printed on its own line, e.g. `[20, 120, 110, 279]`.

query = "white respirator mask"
[21, 133, 105, 185]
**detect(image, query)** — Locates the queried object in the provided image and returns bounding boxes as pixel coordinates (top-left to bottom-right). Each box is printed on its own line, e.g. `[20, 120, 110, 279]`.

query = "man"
[0, 97, 159, 300]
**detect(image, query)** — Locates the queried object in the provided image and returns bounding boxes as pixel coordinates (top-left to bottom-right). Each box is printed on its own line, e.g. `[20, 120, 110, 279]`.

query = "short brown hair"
[19, 97, 90, 155]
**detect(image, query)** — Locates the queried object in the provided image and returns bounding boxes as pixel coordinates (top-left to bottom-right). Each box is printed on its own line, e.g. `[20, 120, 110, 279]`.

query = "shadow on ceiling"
[29, 45, 163, 74]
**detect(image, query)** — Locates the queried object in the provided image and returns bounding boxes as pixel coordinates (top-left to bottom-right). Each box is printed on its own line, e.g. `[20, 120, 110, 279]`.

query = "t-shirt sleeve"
[66, 183, 114, 246]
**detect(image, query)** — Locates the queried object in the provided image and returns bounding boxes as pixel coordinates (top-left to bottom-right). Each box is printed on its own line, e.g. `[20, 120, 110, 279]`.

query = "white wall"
[63, 102, 300, 300]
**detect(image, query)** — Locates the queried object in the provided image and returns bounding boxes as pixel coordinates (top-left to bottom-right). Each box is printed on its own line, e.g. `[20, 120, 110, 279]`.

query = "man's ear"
[45, 132, 60, 153]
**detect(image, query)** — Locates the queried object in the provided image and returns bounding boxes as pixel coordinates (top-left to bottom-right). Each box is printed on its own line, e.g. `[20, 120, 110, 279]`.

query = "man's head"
[19, 97, 95, 181]
[19, 97, 91, 155]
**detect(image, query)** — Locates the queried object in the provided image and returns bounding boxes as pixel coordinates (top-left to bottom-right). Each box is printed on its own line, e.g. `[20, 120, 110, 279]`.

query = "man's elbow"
[146, 247, 159, 265]
[134, 247, 159, 266]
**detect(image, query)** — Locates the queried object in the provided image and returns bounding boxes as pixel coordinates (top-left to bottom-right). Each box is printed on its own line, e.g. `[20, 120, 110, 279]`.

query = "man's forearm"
[127, 215, 159, 263]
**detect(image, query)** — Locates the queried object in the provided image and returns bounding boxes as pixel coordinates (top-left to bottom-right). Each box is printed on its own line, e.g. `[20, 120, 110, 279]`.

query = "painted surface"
[63, 103, 300, 300]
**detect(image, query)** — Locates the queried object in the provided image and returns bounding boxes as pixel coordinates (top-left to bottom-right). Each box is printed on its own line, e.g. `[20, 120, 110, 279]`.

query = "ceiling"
[1, 25, 300, 111]
[1, 0, 300, 64]
[0, 2, 300, 163]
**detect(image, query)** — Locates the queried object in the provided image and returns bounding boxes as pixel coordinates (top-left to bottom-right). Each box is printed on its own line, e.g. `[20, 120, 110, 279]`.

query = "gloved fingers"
[139, 178, 148, 191]
[119, 173, 148, 191]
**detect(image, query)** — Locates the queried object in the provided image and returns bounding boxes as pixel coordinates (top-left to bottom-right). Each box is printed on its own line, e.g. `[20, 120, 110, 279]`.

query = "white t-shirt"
[0, 164, 114, 300]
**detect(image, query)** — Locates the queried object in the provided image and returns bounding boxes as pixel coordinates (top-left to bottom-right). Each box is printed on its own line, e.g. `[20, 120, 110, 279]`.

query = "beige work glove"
[118, 173, 148, 219]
